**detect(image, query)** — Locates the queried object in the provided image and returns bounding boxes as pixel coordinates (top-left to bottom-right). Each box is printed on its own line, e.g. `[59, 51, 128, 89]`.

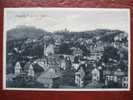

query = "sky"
[4, 8, 130, 33]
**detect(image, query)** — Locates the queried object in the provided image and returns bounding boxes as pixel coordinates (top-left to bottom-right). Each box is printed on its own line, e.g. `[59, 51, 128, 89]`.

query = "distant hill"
[6, 26, 49, 41]
[7, 26, 127, 42]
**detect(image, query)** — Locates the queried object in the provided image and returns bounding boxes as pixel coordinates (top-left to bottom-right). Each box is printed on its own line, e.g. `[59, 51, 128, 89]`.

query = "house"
[72, 63, 80, 70]
[86, 39, 93, 44]
[44, 44, 55, 56]
[35, 59, 48, 71]
[73, 47, 83, 56]
[89, 41, 104, 53]
[114, 33, 127, 42]
[14, 62, 22, 76]
[113, 33, 128, 49]
[63, 55, 74, 63]
[60, 59, 66, 70]
[88, 42, 103, 62]
[122, 76, 128, 88]
[25, 38, 33, 44]
[113, 68, 125, 84]
[105, 75, 114, 85]
[91, 68, 100, 82]
[104, 68, 125, 87]
[54, 35, 63, 46]
[75, 66, 85, 87]
[28, 64, 35, 77]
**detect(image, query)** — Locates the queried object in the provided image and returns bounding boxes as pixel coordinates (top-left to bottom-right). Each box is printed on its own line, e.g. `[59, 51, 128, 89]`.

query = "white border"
[3, 8, 131, 91]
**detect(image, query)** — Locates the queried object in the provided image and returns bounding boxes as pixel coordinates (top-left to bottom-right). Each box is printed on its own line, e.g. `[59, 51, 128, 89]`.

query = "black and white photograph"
[3, 8, 130, 91]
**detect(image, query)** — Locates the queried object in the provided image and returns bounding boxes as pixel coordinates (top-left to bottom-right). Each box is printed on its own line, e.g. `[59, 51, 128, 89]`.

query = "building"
[75, 66, 85, 87]
[54, 35, 63, 46]
[60, 59, 66, 70]
[72, 63, 80, 70]
[91, 68, 100, 82]
[104, 68, 126, 87]
[87, 41, 104, 63]
[122, 76, 128, 88]
[44, 44, 55, 56]
[28, 64, 35, 77]
[14, 62, 22, 76]
[88, 52, 102, 61]
[114, 68, 125, 85]
[73, 47, 83, 56]
[34, 58, 48, 71]
[105, 75, 114, 86]
[63, 54, 74, 63]
[113, 33, 128, 49]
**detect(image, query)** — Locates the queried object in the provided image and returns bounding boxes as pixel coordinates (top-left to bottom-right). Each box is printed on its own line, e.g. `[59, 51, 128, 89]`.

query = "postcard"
[3, 8, 130, 91]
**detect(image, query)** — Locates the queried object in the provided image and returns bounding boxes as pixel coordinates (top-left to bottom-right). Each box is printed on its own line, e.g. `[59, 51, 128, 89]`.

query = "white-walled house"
[60, 59, 66, 70]
[44, 44, 55, 56]
[28, 64, 35, 77]
[104, 68, 126, 87]
[14, 61, 22, 76]
[75, 67, 85, 87]
[72, 63, 80, 70]
[122, 76, 128, 88]
[91, 68, 100, 82]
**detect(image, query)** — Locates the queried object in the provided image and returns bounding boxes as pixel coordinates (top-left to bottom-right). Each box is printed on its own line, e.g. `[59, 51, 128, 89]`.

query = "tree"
[101, 46, 120, 64]
[58, 43, 72, 55]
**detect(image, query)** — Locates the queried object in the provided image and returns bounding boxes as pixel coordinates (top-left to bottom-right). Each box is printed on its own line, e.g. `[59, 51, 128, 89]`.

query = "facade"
[14, 62, 22, 76]
[91, 68, 100, 82]
[72, 63, 80, 70]
[104, 68, 127, 87]
[44, 44, 55, 56]
[75, 66, 85, 87]
[35, 59, 48, 71]
[122, 76, 128, 88]
[73, 48, 83, 56]
[28, 64, 35, 77]
[60, 59, 66, 70]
